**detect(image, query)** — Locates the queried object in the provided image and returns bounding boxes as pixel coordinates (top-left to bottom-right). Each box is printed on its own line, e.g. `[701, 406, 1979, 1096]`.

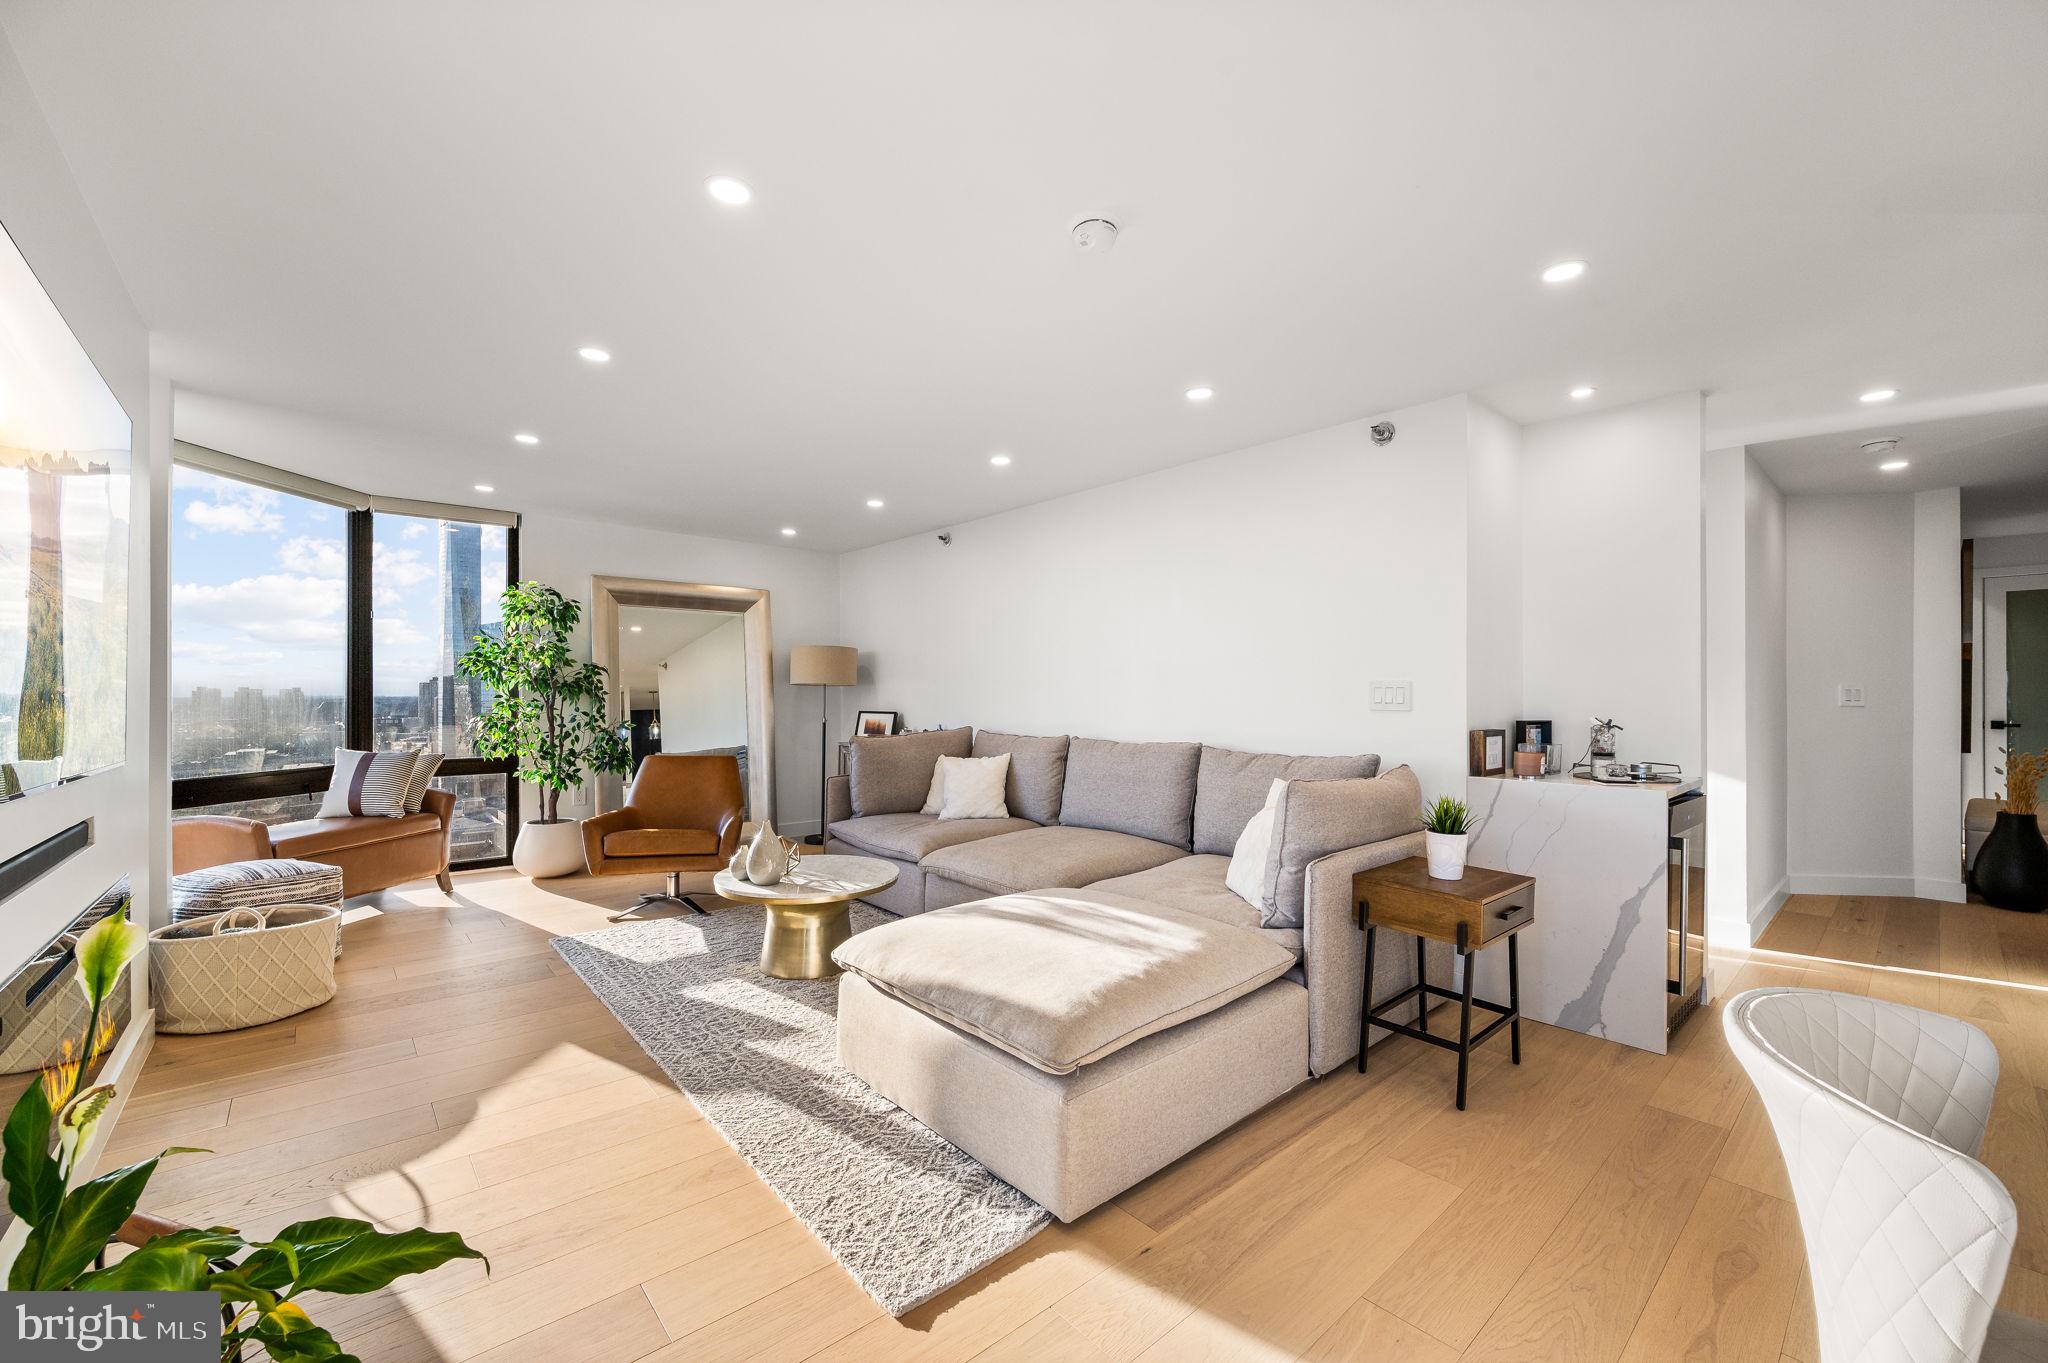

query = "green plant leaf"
[272, 1217, 374, 1249]
[71, 1242, 210, 1291]
[73, 913, 145, 1011]
[19, 1154, 163, 1289]
[292, 1227, 488, 1295]
[250, 1300, 353, 1362]
[133, 1226, 248, 1260]
[2, 1078, 62, 1229]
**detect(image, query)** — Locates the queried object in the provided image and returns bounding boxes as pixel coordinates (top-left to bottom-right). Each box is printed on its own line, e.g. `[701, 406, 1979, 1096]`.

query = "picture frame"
[853, 710, 900, 739]
[1513, 719, 1553, 753]
[1469, 728, 1507, 777]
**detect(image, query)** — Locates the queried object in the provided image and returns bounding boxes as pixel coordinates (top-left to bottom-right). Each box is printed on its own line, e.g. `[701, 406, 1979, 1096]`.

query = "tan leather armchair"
[583, 754, 745, 920]
[171, 788, 457, 898]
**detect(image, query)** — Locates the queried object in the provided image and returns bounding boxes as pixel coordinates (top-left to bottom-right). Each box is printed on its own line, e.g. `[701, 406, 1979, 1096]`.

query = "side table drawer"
[1481, 890, 1533, 944]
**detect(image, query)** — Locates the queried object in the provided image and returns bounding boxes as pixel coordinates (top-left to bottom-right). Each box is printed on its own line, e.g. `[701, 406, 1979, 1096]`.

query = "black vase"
[1975, 811, 2048, 912]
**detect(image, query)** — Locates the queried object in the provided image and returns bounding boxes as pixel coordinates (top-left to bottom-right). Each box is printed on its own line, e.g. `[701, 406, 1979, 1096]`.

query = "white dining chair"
[1723, 987, 2048, 1363]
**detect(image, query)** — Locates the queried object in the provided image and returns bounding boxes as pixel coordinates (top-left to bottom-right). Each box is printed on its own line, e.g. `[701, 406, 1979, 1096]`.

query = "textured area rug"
[551, 904, 1050, 1315]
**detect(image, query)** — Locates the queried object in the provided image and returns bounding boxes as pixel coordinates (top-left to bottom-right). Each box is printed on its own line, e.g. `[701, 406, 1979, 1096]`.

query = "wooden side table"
[1354, 858, 1534, 1109]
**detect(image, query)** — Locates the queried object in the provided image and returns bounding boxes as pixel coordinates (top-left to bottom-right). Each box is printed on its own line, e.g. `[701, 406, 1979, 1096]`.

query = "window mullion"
[347, 508, 374, 750]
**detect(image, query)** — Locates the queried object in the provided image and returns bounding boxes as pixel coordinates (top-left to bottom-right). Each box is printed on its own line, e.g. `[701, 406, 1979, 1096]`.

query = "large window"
[170, 461, 518, 867]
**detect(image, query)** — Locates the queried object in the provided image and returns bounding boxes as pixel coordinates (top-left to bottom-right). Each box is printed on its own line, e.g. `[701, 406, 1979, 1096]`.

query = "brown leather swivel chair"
[582, 754, 745, 920]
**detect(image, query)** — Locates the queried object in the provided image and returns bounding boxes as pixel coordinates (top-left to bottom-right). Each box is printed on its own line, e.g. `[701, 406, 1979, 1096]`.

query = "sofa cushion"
[921, 825, 1186, 898]
[849, 727, 973, 816]
[828, 812, 1038, 862]
[831, 889, 1297, 1074]
[1192, 746, 1381, 855]
[602, 827, 719, 857]
[970, 732, 1071, 825]
[936, 753, 1011, 820]
[1263, 765, 1423, 928]
[1088, 853, 1304, 957]
[271, 811, 440, 859]
[1058, 738, 1201, 849]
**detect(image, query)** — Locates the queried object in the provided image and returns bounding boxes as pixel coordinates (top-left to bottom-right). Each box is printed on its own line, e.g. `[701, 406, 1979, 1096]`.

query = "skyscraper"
[431, 521, 483, 752]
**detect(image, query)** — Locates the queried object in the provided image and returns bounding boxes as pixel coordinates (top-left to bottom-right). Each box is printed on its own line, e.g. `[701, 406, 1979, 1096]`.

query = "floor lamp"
[791, 644, 858, 845]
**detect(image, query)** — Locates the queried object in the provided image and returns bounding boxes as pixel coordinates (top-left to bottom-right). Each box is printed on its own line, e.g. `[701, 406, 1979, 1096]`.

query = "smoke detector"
[1861, 438, 1901, 456]
[1071, 218, 1119, 253]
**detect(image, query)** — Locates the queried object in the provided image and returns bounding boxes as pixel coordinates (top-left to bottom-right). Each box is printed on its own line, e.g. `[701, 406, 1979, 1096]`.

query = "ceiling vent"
[1861, 438, 1901, 456]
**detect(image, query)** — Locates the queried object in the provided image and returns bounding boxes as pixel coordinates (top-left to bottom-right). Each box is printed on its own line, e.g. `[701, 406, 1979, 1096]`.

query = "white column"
[1912, 488, 1964, 902]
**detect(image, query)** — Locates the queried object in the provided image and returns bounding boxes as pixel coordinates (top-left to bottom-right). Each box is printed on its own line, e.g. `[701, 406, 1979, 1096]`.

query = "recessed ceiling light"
[865, 498, 885, 509]
[706, 176, 752, 206]
[578, 346, 611, 364]
[1541, 259, 1588, 284]
[1184, 386, 1215, 402]
[1859, 388, 1897, 403]
[474, 483, 495, 493]
[780, 527, 797, 537]
[1879, 459, 1910, 472]
[513, 432, 540, 446]
[628, 624, 644, 632]
[989, 453, 1011, 467]
[1569, 385, 1596, 400]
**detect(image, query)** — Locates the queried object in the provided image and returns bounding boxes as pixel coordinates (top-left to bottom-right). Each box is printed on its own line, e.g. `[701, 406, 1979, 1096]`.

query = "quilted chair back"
[1724, 987, 2014, 1363]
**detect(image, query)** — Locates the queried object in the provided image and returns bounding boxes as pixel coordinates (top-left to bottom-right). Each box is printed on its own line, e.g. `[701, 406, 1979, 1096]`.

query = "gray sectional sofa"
[823, 726, 1443, 1221]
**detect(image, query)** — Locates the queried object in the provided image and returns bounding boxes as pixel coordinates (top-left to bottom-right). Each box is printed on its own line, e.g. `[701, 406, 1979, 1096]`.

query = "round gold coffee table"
[713, 854, 898, 980]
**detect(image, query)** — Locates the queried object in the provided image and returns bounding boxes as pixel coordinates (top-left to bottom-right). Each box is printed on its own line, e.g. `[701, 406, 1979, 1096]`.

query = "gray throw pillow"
[970, 731, 1071, 825]
[849, 727, 973, 816]
[1191, 746, 1382, 855]
[1261, 765, 1423, 928]
[1058, 737, 1201, 849]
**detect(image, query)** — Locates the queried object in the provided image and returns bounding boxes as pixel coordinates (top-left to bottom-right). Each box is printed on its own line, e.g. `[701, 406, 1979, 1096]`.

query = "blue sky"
[171, 468, 504, 698]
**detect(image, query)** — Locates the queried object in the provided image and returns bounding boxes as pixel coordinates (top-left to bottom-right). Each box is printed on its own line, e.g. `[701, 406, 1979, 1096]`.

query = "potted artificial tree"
[460, 581, 631, 879]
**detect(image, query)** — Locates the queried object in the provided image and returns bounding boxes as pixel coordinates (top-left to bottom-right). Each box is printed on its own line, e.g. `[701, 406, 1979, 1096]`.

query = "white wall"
[1911, 488, 1963, 901]
[1517, 393, 1705, 773]
[1785, 493, 1916, 891]
[1977, 532, 2048, 570]
[657, 616, 748, 753]
[1466, 400, 1523, 730]
[1744, 455, 1788, 918]
[517, 512, 840, 835]
[839, 397, 1477, 800]
[0, 31, 161, 983]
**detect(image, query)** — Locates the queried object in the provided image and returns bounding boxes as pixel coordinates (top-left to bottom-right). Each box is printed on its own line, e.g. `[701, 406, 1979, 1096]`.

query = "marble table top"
[714, 853, 898, 906]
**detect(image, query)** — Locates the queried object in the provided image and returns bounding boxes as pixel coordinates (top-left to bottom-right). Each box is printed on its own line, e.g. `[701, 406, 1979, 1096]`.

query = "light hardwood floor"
[111, 873, 2048, 1362]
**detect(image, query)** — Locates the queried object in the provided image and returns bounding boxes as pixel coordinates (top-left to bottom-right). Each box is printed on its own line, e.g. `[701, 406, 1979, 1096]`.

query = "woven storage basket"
[150, 904, 341, 1035]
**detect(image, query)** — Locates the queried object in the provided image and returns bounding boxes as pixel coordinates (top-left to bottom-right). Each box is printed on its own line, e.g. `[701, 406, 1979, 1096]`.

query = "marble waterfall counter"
[1465, 773, 1697, 1054]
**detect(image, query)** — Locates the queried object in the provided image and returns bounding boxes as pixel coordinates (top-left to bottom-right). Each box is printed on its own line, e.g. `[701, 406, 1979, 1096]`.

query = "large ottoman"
[170, 858, 346, 956]
[832, 889, 1309, 1221]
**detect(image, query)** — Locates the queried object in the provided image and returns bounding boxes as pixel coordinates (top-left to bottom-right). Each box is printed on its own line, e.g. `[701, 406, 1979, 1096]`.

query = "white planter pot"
[1424, 830, 1469, 881]
[513, 819, 587, 879]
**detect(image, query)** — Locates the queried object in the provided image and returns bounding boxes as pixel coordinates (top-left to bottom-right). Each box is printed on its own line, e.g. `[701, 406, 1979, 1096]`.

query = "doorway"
[589, 577, 775, 821]
[1985, 571, 2048, 792]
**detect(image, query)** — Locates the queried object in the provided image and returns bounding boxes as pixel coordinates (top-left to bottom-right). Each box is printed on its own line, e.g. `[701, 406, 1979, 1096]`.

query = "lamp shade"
[791, 644, 858, 687]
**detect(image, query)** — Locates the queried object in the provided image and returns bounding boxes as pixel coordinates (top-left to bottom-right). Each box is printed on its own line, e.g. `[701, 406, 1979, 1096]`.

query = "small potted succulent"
[1423, 795, 1472, 881]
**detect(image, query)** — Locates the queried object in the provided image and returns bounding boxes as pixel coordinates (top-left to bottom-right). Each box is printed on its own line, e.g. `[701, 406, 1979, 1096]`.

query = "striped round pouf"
[170, 859, 346, 956]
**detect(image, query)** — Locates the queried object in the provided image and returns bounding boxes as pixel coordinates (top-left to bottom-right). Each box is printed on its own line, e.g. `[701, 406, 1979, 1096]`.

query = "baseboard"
[1750, 877, 1790, 937]
[1914, 876, 1967, 904]
[1787, 873, 1918, 897]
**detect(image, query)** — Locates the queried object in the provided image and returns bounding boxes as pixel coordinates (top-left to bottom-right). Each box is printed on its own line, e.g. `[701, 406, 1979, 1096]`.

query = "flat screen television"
[0, 223, 132, 799]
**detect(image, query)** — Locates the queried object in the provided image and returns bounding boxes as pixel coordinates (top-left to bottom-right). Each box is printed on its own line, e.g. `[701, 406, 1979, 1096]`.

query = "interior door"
[1986, 572, 2048, 791]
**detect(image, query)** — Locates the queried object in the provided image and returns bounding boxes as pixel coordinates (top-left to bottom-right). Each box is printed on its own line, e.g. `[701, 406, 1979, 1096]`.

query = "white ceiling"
[617, 606, 730, 697]
[5, 1, 2046, 551]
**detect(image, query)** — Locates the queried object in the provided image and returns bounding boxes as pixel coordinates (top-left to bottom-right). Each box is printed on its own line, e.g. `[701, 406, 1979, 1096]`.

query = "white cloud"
[374, 542, 432, 587]
[402, 522, 428, 540]
[173, 573, 345, 645]
[278, 536, 346, 578]
[173, 639, 287, 667]
[182, 480, 285, 535]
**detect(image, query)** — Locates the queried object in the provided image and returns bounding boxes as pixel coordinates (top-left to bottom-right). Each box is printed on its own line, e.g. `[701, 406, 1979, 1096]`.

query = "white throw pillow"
[1226, 778, 1286, 908]
[936, 753, 1011, 820]
[920, 760, 948, 815]
[319, 749, 418, 818]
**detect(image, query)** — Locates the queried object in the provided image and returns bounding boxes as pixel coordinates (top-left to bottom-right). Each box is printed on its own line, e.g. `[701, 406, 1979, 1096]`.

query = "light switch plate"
[1838, 684, 1866, 707]
[1368, 680, 1413, 712]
